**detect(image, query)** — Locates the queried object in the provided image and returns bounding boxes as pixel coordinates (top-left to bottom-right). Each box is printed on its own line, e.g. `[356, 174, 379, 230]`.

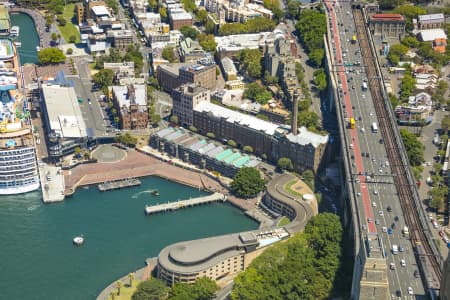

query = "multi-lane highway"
[324, 0, 426, 297]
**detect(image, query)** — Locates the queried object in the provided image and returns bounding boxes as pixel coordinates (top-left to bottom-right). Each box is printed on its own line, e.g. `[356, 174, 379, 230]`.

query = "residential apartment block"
[157, 60, 217, 92]
[172, 84, 210, 126]
[414, 13, 445, 30]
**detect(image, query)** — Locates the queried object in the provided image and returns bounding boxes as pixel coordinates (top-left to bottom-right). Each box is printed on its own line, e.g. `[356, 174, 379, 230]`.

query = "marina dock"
[145, 192, 226, 215]
[98, 178, 141, 192]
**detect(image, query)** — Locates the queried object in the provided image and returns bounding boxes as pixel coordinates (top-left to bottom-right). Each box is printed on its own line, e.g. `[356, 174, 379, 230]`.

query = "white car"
[372, 201, 377, 207]
[378, 210, 384, 216]
[373, 190, 379, 195]
[408, 287, 413, 295]
[401, 259, 406, 267]
[382, 226, 387, 233]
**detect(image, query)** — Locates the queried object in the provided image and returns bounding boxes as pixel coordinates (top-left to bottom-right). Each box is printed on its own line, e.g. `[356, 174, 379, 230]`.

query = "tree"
[56, 15, 66, 26]
[205, 20, 215, 34]
[181, 0, 195, 11]
[162, 46, 177, 63]
[227, 139, 237, 147]
[231, 167, 265, 198]
[239, 49, 262, 79]
[277, 157, 293, 171]
[295, 10, 326, 67]
[298, 111, 320, 130]
[169, 277, 218, 300]
[51, 32, 58, 42]
[148, 0, 158, 11]
[393, 5, 426, 30]
[264, 72, 278, 85]
[93, 69, 114, 89]
[132, 278, 169, 300]
[441, 116, 450, 133]
[74, 147, 81, 157]
[401, 36, 420, 48]
[244, 83, 272, 104]
[128, 273, 134, 287]
[66, 48, 73, 55]
[309, 48, 325, 67]
[196, 9, 208, 25]
[159, 7, 168, 21]
[206, 132, 215, 139]
[38, 48, 66, 64]
[218, 17, 275, 36]
[243, 145, 253, 153]
[116, 281, 123, 296]
[198, 34, 217, 52]
[313, 69, 327, 91]
[170, 115, 179, 124]
[263, 0, 283, 21]
[400, 73, 416, 101]
[45, 15, 53, 28]
[387, 43, 409, 65]
[69, 35, 77, 43]
[389, 93, 398, 108]
[302, 170, 314, 190]
[400, 129, 425, 166]
[180, 26, 199, 40]
[231, 213, 343, 300]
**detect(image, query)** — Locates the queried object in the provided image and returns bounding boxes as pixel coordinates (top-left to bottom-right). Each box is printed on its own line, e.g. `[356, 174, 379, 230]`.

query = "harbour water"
[0, 176, 258, 300]
[10, 12, 39, 64]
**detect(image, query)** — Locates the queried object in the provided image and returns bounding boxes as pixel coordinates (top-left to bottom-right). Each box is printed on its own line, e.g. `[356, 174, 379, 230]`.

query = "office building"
[415, 13, 445, 30]
[40, 83, 92, 161]
[111, 84, 148, 129]
[157, 60, 217, 92]
[172, 84, 210, 126]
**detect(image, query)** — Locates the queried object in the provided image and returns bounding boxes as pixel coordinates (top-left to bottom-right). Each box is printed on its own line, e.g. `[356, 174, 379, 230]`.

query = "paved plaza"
[92, 145, 127, 163]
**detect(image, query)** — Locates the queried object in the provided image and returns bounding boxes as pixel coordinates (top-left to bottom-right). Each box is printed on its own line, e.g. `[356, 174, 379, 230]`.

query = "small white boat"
[10, 26, 19, 36]
[36, 46, 40, 52]
[73, 235, 84, 246]
[14, 41, 21, 47]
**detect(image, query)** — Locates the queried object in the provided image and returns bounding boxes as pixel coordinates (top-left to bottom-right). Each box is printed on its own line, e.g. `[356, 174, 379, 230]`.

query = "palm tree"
[116, 280, 123, 296]
[110, 291, 115, 300]
[128, 273, 134, 287]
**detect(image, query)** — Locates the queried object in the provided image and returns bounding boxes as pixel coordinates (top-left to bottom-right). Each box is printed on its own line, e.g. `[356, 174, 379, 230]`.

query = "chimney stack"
[291, 90, 299, 135]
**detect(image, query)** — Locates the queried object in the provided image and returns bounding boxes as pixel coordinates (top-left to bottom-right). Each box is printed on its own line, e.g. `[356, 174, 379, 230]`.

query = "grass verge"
[284, 179, 303, 197]
[277, 216, 290, 227]
[108, 280, 140, 300]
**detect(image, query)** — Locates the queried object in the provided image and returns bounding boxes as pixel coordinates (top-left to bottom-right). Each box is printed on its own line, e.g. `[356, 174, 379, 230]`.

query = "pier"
[98, 178, 141, 192]
[145, 192, 226, 215]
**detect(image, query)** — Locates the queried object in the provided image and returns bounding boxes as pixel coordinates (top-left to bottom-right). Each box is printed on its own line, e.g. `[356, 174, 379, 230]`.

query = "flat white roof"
[215, 32, 272, 52]
[419, 29, 447, 42]
[194, 101, 279, 135]
[418, 13, 444, 23]
[42, 84, 87, 139]
[112, 84, 147, 107]
[91, 5, 110, 16]
[171, 11, 192, 20]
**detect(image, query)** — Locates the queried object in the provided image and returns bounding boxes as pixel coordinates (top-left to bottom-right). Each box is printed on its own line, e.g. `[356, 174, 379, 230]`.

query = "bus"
[392, 244, 399, 255]
[371, 122, 378, 133]
[351, 35, 357, 44]
[349, 118, 356, 129]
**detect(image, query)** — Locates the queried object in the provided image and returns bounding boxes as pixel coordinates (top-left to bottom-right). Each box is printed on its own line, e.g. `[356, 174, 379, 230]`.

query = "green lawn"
[284, 180, 303, 198]
[107, 281, 140, 300]
[57, 4, 80, 43]
[277, 216, 290, 227]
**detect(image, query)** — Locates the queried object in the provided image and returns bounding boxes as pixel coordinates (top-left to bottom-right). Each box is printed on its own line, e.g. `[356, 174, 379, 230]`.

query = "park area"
[57, 4, 80, 43]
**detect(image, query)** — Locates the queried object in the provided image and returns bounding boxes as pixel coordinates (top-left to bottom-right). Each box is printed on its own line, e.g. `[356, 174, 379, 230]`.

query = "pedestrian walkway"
[10, 7, 61, 48]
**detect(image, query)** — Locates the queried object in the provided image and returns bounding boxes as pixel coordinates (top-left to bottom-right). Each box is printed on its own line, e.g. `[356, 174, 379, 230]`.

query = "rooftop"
[215, 32, 273, 52]
[91, 5, 110, 17]
[419, 29, 447, 42]
[418, 13, 444, 23]
[170, 11, 193, 21]
[41, 84, 87, 139]
[158, 230, 259, 273]
[112, 84, 147, 109]
[194, 101, 279, 135]
[370, 14, 405, 22]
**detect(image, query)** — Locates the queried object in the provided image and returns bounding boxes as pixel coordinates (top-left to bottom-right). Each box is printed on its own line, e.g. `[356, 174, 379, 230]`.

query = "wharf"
[98, 178, 141, 192]
[145, 192, 226, 215]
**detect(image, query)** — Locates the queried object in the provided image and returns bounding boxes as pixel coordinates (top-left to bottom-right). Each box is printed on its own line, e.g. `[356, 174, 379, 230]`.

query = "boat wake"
[27, 205, 40, 211]
[132, 190, 156, 199]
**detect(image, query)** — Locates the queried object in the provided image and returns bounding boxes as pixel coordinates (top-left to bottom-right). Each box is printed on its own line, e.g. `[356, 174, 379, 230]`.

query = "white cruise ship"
[0, 39, 39, 194]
